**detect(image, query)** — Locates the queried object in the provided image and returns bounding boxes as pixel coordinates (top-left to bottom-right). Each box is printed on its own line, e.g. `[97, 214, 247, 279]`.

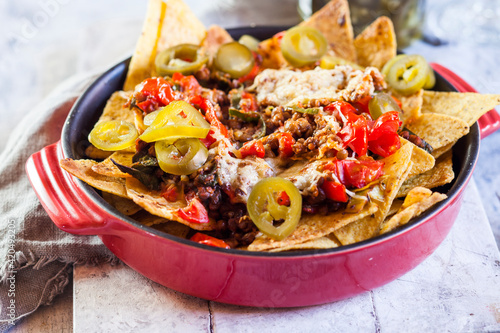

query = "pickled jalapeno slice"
[368, 93, 402, 120]
[155, 138, 208, 175]
[383, 54, 435, 95]
[88, 120, 138, 151]
[280, 26, 327, 67]
[214, 42, 255, 78]
[247, 177, 302, 240]
[155, 44, 208, 76]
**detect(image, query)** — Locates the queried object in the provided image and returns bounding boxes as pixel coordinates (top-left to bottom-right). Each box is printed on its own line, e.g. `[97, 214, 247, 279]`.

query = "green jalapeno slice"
[155, 44, 208, 76]
[155, 138, 208, 175]
[280, 26, 327, 68]
[368, 93, 402, 120]
[214, 42, 255, 79]
[247, 177, 302, 240]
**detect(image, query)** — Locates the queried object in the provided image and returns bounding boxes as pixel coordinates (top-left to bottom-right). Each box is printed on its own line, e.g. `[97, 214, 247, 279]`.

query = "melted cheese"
[279, 159, 333, 196]
[251, 66, 358, 107]
[216, 154, 275, 204]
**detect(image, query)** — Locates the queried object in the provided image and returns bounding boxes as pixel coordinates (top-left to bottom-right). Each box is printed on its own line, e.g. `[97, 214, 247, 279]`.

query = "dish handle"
[26, 141, 113, 235]
[431, 63, 500, 138]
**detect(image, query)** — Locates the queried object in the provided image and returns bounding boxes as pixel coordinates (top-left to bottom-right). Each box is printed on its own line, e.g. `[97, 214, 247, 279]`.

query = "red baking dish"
[25, 27, 500, 307]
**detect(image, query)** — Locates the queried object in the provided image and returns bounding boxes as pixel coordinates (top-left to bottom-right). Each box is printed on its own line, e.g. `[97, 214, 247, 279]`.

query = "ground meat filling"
[120, 67, 394, 248]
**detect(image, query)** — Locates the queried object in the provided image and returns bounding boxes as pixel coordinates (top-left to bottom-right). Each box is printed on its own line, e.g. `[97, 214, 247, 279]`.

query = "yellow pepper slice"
[155, 138, 208, 175]
[247, 177, 302, 240]
[139, 101, 210, 143]
[88, 120, 138, 151]
[280, 26, 327, 67]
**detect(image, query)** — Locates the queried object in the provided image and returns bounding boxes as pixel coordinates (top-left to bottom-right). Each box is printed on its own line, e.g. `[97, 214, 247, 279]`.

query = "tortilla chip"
[91, 152, 134, 178]
[397, 149, 454, 197]
[156, 0, 206, 58]
[380, 187, 447, 234]
[401, 138, 435, 178]
[431, 141, 454, 159]
[397, 89, 424, 126]
[268, 236, 340, 252]
[125, 178, 216, 231]
[354, 16, 396, 69]
[406, 113, 469, 151]
[124, 0, 166, 91]
[59, 159, 128, 198]
[200, 25, 234, 64]
[97, 91, 135, 124]
[130, 209, 169, 226]
[421, 91, 500, 126]
[85, 145, 113, 160]
[299, 0, 356, 62]
[130, 210, 191, 238]
[124, 0, 206, 90]
[101, 192, 142, 216]
[334, 143, 413, 245]
[248, 202, 378, 251]
[151, 221, 191, 238]
[387, 198, 404, 217]
[258, 34, 289, 69]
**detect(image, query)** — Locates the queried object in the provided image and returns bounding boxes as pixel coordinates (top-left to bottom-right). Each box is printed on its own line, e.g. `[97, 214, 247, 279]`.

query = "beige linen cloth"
[0, 73, 119, 331]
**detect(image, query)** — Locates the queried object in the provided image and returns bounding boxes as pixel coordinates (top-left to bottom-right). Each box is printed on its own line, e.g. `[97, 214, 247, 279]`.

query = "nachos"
[60, 0, 500, 251]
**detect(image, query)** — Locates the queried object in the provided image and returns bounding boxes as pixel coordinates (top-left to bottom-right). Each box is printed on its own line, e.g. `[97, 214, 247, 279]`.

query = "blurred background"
[1, 0, 499, 239]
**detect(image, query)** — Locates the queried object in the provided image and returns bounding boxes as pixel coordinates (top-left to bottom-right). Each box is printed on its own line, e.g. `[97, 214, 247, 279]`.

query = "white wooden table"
[4, 0, 500, 332]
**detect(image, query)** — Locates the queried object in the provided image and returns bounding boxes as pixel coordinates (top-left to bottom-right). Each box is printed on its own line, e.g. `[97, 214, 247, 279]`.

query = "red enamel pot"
[26, 27, 500, 307]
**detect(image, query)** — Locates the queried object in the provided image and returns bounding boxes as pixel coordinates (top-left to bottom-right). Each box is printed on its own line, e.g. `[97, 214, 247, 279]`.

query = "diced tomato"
[327, 101, 368, 156]
[369, 132, 401, 158]
[161, 185, 178, 202]
[238, 54, 260, 84]
[239, 140, 265, 158]
[392, 95, 402, 109]
[277, 191, 291, 206]
[135, 77, 177, 113]
[368, 111, 401, 157]
[351, 95, 372, 114]
[277, 132, 295, 158]
[324, 158, 384, 189]
[239, 91, 258, 113]
[321, 180, 348, 202]
[172, 72, 202, 95]
[189, 95, 229, 139]
[177, 198, 209, 224]
[337, 115, 368, 156]
[335, 159, 384, 189]
[324, 101, 357, 116]
[190, 233, 231, 249]
[200, 129, 217, 148]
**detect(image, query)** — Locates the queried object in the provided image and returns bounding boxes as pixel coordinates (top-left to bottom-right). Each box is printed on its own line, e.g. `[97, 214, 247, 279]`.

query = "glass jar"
[298, 0, 425, 48]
